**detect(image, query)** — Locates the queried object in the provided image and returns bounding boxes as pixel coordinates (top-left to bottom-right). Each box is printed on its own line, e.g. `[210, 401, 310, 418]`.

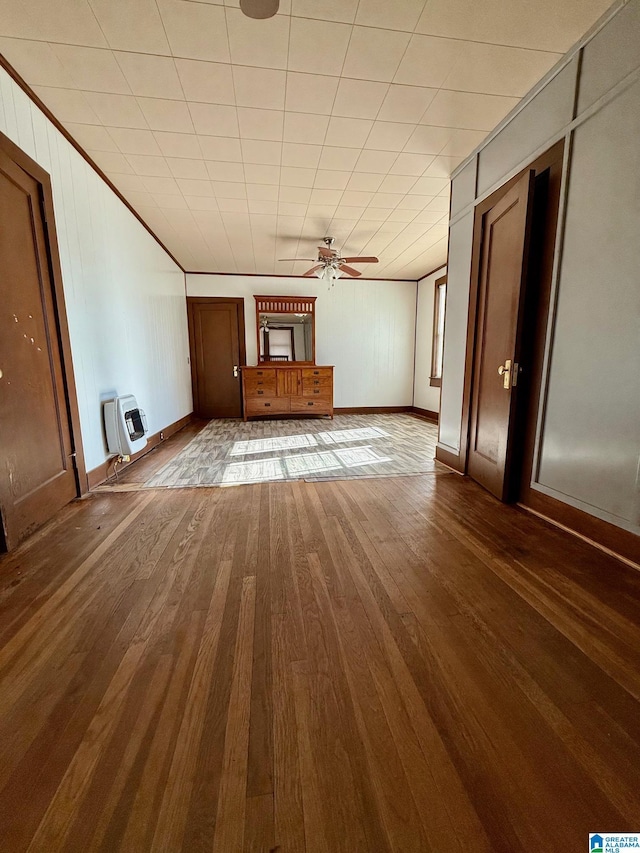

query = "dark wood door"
[187, 298, 245, 418]
[0, 147, 79, 549]
[467, 171, 535, 500]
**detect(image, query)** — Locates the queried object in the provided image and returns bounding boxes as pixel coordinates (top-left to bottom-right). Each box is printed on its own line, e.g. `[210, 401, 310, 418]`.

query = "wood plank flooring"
[1, 473, 640, 851]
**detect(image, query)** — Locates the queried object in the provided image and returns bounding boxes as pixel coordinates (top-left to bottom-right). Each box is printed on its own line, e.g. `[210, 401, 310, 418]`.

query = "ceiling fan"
[278, 237, 379, 280]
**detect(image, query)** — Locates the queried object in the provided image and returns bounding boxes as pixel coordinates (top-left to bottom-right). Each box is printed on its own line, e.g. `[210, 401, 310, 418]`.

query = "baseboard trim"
[519, 489, 639, 569]
[86, 413, 194, 490]
[409, 406, 438, 423]
[334, 406, 439, 422]
[435, 443, 465, 473]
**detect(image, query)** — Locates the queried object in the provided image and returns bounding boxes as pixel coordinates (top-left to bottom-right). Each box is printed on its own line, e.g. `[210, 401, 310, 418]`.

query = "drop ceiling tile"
[0, 0, 107, 46]
[82, 92, 147, 128]
[137, 98, 194, 132]
[64, 122, 118, 152]
[280, 166, 315, 187]
[305, 204, 337, 219]
[397, 194, 433, 209]
[279, 185, 312, 204]
[346, 172, 384, 191]
[423, 154, 463, 176]
[354, 149, 397, 173]
[359, 208, 389, 221]
[114, 53, 184, 100]
[355, 0, 427, 31]
[49, 44, 130, 94]
[426, 195, 450, 212]
[0, 38, 75, 88]
[285, 72, 340, 115]
[365, 121, 414, 151]
[404, 124, 451, 154]
[33, 87, 100, 124]
[157, 0, 230, 62]
[409, 175, 449, 194]
[439, 128, 487, 157]
[444, 42, 560, 97]
[284, 112, 329, 144]
[291, 0, 358, 24]
[332, 79, 389, 120]
[288, 18, 351, 76]
[232, 65, 287, 110]
[334, 206, 366, 220]
[394, 35, 462, 87]
[244, 163, 281, 184]
[153, 193, 188, 209]
[387, 208, 419, 222]
[342, 27, 410, 83]
[199, 135, 242, 161]
[239, 139, 280, 165]
[313, 170, 350, 190]
[213, 181, 248, 198]
[378, 174, 417, 193]
[310, 188, 343, 205]
[106, 127, 161, 155]
[187, 194, 221, 210]
[420, 89, 519, 131]
[238, 107, 284, 141]
[143, 176, 181, 194]
[388, 152, 434, 175]
[88, 150, 135, 173]
[247, 184, 279, 201]
[88, 0, 171, 53]
[249, 199, 279, 214]
[110, 172, 146, 191]
[341, 190, 375, 206]
[154, 131, 202, 158]
[219, 197, 249, 214]
[206, 160, 245, 181]
[174, 59, 234, 104]
[126, 153, 172, 176]
[227, 11, 289, 71]
[278, 201, 308, 216]
[318, 146, 360, 171]
[189, 103, 239, 137]
[326, 117, 373, 148]
[167, 157, 209, 179]
[281, 143, 321, 169]
[377, 84, 437, 124]
[175, 178, 214, 196]
[370, 192, 403, 208]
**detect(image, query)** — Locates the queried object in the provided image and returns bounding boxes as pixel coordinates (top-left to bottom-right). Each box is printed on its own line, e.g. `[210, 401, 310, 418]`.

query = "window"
[430, 275, 447, 387]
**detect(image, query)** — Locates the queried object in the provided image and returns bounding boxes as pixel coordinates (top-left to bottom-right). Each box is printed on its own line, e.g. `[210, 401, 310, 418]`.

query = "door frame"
[459, 140, 565, 500]
[0, 130, 86, 504]
[186, 296, 246, 417]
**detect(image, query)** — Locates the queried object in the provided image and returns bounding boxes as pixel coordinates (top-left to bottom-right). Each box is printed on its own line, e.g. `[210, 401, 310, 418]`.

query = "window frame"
[430, 275, 447, 388]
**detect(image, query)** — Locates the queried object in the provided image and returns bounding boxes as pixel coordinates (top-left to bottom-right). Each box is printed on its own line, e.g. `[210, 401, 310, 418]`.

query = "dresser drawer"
[301, 368, 332, 382]
[244, 374, 276, 396]
[245, 398, 290, 415]
[302, 376, 332, 395]
[302, 384, 332, 398]
[290, 398, 332, 414]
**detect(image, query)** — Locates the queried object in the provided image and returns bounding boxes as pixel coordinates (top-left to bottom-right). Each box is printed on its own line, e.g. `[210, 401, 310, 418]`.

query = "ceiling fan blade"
[342, 256, 379, 264]
[318, 246, 334, 258]
[240, 0, 279, 19]
[338, 264, 362, 277]
[303, 264, 323, 277]
[278, 258, 316, 261]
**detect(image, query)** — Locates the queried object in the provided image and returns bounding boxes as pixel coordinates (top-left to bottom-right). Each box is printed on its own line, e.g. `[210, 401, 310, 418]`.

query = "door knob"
[497, 359, 512, 389]
[233, 365, 239, 377]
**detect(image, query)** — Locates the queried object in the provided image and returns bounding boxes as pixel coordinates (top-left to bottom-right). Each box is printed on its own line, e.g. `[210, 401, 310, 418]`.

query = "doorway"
[463, 141, 564, 502]
[187, 297, 246, 419]
[0, 132, 85, 551]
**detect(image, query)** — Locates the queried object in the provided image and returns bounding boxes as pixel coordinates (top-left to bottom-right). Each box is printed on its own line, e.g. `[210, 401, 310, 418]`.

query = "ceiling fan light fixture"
[240, 0, 279, 19]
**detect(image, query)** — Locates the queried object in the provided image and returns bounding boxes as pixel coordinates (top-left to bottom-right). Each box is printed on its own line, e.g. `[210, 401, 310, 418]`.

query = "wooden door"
[467, 171, 535, 500]
[187, 298, 245, 418]
[0, 146, 79, 549]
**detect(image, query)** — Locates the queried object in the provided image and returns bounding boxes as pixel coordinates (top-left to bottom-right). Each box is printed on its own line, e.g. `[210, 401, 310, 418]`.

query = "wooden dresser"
[242, 365, 334, 421]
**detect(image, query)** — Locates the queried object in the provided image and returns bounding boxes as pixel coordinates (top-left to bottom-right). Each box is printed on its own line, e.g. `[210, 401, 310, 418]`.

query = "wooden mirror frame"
[254, 295, 316, 365]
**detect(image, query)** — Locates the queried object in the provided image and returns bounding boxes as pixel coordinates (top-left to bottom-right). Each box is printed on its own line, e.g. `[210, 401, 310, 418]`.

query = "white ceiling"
[0, 0, 611, 278]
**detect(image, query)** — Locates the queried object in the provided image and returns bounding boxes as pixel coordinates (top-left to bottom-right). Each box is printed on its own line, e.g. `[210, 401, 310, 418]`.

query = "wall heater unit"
[104, 395, 148, 457]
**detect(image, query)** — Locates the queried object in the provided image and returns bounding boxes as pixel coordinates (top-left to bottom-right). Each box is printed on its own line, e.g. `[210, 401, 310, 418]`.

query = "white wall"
[413, 268, 444, 414]
[443, 0, 640, 535]
[0, 68, 192, 473]
[186, 274, 418, 408]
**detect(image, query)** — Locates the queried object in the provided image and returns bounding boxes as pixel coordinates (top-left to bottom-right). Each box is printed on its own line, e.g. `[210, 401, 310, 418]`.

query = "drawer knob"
[258, 390, 263, 395]
[307, 402, 313, 406]
[258, 381, 263, 385]
[265, 402, 271, 407]
[313, 380, 319, 385]
[314, 390, 319, 394]
[313, 371, 319, 375]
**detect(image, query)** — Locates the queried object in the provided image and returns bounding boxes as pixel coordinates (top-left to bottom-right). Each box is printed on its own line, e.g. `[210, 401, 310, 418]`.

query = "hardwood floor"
[0, 473, 639, 851]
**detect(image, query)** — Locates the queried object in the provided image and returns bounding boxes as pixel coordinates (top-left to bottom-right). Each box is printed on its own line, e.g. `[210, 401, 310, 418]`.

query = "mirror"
[254, 296, 316, 364]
